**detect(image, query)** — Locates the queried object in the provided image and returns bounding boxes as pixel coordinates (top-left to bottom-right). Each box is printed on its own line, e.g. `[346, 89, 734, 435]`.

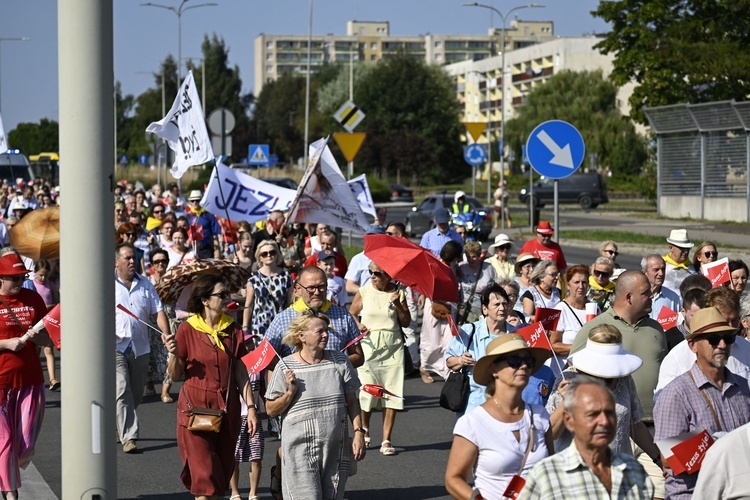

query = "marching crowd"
[1, 177, 750, 499]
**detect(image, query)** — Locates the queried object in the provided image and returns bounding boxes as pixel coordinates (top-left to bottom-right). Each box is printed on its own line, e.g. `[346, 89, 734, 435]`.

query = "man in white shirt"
[642, 254, 681, 321]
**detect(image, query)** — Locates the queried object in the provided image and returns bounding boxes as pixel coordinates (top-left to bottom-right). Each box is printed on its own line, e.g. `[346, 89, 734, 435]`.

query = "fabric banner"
[241, 337, 277, 375]
[347, 173, 377, 218]
[286, 137, 369, 233]
[146, 71, 213, 179]
[0, 112, 7, 152]
[200, 162, 296, 224]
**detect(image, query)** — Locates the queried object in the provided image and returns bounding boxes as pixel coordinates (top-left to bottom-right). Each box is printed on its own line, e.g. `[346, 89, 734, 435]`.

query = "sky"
[1, 0, 608, 133]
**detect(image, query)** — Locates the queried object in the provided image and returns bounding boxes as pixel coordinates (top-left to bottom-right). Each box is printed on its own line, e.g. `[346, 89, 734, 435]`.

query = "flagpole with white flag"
[146, 70, 214, 179]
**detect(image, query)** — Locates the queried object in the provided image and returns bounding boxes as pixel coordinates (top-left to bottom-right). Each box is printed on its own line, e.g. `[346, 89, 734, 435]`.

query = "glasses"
[260, 250, 277, 258]
[704, 251, 718, 258]
[696, 333, 737, 347]
[497, 245, 511, 251]
[152, 259, 168, 265]
[210, 290, 231, 300]
[297, 283, 326, 294]
[153, 210, 164, 215]
[500, 355, 536, 369]
[369, 270, 387, 278]
[546, 272, 560, 278]
[466, 254, 481, 260]
[125, 232, 135, 237]
[605, 249, 619, 257]
[594, 270, 610, 278]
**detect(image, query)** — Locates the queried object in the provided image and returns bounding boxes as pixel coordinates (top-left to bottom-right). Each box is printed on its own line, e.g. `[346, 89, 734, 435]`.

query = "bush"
[367, 175, 391, 203]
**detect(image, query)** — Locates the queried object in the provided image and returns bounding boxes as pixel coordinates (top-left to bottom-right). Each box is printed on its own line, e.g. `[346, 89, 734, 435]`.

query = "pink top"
[33, 280, 55, 307]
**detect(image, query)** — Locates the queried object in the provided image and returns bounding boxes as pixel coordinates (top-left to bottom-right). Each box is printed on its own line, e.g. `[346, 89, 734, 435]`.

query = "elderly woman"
[165, 274, 258, 500]
[599, 240, 620, 268]
[730, 259, 749, 298]
[587, 256, 615, 312]
[350, 262, 410, 456]
[521, 259, 561, 318]
[0, 253, 49, 499]
[445, 334, 553, 500]
[496, 278, 525, 326]
[513, 253, 539, 311]
[690, 241, 718, 273]
[456, 241, 498, 324]
[265, 310, 365, 499]
[486, 234, 515, 281]
[548, 265, 593, 377]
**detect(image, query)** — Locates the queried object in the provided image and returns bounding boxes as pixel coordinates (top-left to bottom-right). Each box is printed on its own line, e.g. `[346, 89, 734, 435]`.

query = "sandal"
[420, 368, 434, 384]
[380, 440, 396, 456]
[161, 394, 173, 404]
[229, 496, 241, 500]
[362, 427, 371, 447]
[49, 379, 60, 392]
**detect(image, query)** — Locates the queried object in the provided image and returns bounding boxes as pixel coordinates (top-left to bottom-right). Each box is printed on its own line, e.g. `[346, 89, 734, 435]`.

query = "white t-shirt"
[547, 301, 590, 377]
[327, 276, 349, 306]
[453, 404, 550, 499]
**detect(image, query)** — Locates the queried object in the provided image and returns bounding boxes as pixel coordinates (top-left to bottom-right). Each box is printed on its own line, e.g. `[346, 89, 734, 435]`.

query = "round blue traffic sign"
[464, 144, 487, 167]
[525, 120, 585, 179]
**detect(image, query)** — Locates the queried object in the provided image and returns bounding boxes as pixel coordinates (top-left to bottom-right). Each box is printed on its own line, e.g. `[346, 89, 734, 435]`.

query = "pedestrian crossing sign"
[248, 144, 270, 166]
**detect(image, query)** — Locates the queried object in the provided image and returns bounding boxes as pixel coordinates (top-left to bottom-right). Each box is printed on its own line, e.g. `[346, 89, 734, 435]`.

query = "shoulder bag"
[439, 323, 476, 412]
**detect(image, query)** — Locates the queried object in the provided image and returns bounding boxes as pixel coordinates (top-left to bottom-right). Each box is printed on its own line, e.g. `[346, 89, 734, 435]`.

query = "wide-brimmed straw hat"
[685, 307, 737, 340]
[666, 229, 694, 248]
[568, 339, 642, 379]
[488, 233, 514, 253]
[473, 334, 551, 386]
[514, 252, 539, 274]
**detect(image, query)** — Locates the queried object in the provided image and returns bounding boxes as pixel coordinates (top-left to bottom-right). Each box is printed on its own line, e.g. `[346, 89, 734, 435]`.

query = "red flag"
[702, 257, 730, 288]
[241, 338, 277, 375]
[189, 224, 204, 242]
[361, 383, 403, 399]
[502, 474, 526, 499]
[515, 322, 548, 349]
[657, 306, 679, 331]
[341, 330, 369, 352]
[43, 304, 61, 350]
[660, 430, 714, 475]
[446, 314, 460, 337]
[533, 307, 561, 331]
[226, 301, 241, 312]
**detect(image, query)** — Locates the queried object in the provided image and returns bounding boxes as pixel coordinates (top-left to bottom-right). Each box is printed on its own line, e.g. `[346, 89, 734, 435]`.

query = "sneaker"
[123, 440, 137, 453]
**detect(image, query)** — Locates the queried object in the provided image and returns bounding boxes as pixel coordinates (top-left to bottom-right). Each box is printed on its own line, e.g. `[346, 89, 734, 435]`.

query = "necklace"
[299, 352, 323, 365]
[492, 398, 524, 415]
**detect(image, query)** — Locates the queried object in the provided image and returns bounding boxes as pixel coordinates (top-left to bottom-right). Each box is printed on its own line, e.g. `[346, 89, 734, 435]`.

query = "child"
[317, 250, 349, 307]
[33, 259, 60, 391]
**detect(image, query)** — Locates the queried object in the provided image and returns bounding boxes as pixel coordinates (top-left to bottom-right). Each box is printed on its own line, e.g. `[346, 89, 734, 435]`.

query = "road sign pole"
[529, 166, 533, 231]
[554, 180, 559, 243]
[472, 166, 476, 198]
[347, 160, 353, 247]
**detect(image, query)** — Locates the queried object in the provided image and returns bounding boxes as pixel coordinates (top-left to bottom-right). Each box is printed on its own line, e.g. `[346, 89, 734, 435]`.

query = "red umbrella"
[364, 234, 458, 303]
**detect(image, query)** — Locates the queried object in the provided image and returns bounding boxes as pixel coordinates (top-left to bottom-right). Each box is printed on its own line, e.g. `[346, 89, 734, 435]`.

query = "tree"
[504, 70, 647, 178]
[7, 119, 59, 154]
[593, 0, 750, 124]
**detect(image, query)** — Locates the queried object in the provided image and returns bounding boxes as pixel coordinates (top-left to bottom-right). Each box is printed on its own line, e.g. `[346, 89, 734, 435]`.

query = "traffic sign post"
[525, 120, 586, 241]
[248, 144, 270, 167]
[464, 122, 487, 143]
[333, 100, 366, 132]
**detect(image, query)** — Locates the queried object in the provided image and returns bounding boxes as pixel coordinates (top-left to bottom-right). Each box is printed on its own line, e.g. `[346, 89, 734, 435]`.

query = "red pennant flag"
[241, 338, 277, 375]
[341, 330, 369, 352]
[447, 314, 460, 337]
[43, 304, 61, 350]
[189, 224, 204, 242]
[660, 430, 714, 475]
[702, 257, 730, 288]
[515, 322, 548, 349]
[361, 383, 403, 399]
[533, 307, 561, 331]
[226, 301, 241, 312]
[502, 474, 526, 499]
[657, 306, 679, 331]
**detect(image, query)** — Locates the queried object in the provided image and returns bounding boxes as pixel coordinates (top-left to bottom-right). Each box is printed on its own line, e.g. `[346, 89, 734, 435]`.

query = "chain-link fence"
[643, 100, 750, 222]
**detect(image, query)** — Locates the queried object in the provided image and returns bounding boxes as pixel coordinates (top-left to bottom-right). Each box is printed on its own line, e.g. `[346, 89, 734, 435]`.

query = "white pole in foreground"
[59, 0, 116, 497]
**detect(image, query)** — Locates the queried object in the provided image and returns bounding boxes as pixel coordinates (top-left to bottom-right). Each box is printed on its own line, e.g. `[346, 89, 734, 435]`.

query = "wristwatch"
[354, 427, 366, 435]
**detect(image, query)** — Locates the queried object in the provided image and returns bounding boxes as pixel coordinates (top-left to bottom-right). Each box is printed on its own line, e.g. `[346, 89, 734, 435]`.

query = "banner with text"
[146, 71, 214, 179]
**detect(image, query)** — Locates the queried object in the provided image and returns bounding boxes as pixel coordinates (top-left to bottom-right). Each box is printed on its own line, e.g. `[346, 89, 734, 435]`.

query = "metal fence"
[643, 100, 750, 222]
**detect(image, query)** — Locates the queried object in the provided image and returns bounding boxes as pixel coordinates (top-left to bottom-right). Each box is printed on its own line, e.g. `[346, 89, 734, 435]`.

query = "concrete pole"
[59, 0, 116, 498]
[303, 0, 313, 168]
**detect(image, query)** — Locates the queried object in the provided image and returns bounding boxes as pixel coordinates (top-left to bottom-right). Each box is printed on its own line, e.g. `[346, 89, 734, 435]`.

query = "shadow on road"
[346, 485, 448, 499]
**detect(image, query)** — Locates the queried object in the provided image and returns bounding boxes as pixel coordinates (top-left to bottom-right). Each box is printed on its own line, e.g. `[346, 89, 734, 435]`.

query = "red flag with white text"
[43, 304, 61, 349]
[533, 307, 561, 331]
[241, 338, 277, 375]
[515, 322, 550, 349]
[702, 258, 730, 288]
[657, 306, 679, 331]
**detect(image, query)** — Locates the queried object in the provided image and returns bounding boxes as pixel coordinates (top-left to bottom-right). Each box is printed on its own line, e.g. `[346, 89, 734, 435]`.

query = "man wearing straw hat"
[663, 229, 695, 293]
[654, 307, 750, 499]
[186, 189, 221, 259]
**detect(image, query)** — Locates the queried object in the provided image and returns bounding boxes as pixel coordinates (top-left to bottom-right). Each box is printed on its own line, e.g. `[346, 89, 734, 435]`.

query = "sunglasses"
[704, 251, 718, 258]
[369, 270, 387, 278]
[260, 250, 277, 258]
[210, 290, 231, 300]
[695, 333, 736, 347]
[604, 249, 619, 257]
[594, 270, 610, 278]
[152, 259, 168, 265]
[125, 232, 135, 237]
[153, 210, 164, 215]
[497, 245, 511, 251]
[499, 355, 536, 369]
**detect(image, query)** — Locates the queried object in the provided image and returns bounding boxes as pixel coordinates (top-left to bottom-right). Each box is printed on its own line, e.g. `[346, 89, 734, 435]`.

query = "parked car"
[405, 192, 492, 240]
[390, 184, 414, 202]
[519, 172, 609, 209]
[264, 177, 298, 190]
[0, 150, 35, 186]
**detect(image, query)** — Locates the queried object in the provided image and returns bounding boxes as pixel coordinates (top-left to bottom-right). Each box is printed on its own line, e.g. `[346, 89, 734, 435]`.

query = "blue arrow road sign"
[248, 144, 270, 166]
[525, 120, 585, 179]
[464, 144, 487, 167]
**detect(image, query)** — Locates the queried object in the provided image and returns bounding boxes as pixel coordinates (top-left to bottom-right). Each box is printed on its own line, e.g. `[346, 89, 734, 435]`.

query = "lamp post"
[464, 2, 544, 226]
[303, 0, 313, 168]
[0, 37, 30, 113]
[140, 0, 217, 82]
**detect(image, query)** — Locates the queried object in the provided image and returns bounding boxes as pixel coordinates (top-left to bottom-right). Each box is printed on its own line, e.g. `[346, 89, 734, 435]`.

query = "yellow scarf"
[145, 216, 162, 231]
[292, 297, 332, 313]
[187, 313, 234, 351]
[188, 206, 206, 217]
[663, 253, 690, 270]
[588, 275, 615, 292]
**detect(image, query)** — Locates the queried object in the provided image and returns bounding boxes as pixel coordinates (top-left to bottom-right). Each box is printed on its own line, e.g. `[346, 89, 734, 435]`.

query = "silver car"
[404, 193, 492, 240]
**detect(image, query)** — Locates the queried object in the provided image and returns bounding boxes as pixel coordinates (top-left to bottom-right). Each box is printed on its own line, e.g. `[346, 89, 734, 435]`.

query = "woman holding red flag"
[0, 253, 49, 500]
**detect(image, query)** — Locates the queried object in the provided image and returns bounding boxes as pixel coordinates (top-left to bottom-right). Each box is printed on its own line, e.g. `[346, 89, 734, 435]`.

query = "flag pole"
[211, 163, 236, 256]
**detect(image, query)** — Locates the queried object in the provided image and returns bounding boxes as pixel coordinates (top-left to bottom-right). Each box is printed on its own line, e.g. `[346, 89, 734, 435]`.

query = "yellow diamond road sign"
[333, 133, 366, 163]
[465, 122, 487, 143]
[333, 100, 366, 132]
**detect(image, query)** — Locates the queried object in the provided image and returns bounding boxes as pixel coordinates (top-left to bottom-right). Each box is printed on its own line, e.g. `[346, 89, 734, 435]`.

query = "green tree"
[7, 119, 59, 154]
[504, 70, 647, 178]
[593, 0, 750, 124]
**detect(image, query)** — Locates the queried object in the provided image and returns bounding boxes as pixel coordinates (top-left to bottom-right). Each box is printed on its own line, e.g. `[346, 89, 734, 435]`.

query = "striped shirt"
[518, 441, 654, 499]
[419, 227, 463, 257]
[265, 304, 359, 357]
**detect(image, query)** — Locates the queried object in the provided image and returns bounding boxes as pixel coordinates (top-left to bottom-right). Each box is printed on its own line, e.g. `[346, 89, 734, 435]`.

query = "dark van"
[519, 172, 608, 209]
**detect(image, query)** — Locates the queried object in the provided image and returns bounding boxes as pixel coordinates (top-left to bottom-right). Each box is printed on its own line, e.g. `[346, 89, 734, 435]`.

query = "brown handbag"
[431, 301, 451, 320]
[187, 407, 225, 433]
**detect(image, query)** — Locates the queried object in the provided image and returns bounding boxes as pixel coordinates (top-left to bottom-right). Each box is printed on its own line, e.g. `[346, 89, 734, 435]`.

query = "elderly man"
[302, 229, 348, 278]
[642, 253, 681, 321]
[420, 208, 463, 258]
[655, 307, 750, 499]
[663, 229, 695, 292]
[186, 190, 221, 258]
[519, 378, 654, 499]
[587, 256, 616, 312]
[445, 284, 555, 415]
[114, 242, 170, 453]
[518, 221, 567, 272]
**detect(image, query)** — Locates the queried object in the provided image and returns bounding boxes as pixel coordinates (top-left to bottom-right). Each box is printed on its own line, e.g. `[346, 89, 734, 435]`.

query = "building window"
[266, 65, 273, 73]
[436, 53, 442, 61]
[371, 42, 377, 50]
[266, 41, 273, 49]
[266, 53, 273, 61]
[370, 54, 377, 61]
[435, 41, 442, 48]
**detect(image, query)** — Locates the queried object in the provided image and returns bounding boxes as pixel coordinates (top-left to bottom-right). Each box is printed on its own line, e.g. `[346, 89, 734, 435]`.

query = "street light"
[464, 2, 544, 224]
[140, 0, 217, 82]
[303, 0, 313, 168]
[0, 37, 31, 113]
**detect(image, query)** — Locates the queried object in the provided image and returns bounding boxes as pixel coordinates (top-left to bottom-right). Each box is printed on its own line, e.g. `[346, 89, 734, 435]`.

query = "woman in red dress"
[165, 274, 258, 499]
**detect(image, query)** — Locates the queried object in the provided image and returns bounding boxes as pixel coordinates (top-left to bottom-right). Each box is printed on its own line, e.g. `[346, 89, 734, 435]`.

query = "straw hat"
[666, 229, 694, 248]
[473, 334, 551, 386]
[488, 233, 514, 253]
[514, 252, 539, 274]
[568, 339, 642, 379]
[685, 307, 737, 340]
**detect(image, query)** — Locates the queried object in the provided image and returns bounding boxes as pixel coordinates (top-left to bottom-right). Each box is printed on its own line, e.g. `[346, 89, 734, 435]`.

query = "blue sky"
[2, 0, 607, 133]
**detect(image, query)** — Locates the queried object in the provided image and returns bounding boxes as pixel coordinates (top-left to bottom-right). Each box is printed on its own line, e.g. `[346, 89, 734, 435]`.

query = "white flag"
[201, 162, 297, 224]
[146, 71, 213, 179]
[347, 174, 376, 218]
[287, 137, 369, 233]
[0, 112, 7, 152]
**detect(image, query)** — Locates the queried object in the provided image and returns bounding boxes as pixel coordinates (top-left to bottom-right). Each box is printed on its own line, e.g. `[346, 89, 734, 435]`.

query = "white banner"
[0, 112, 6, 152]
[146, 71, 213, 179]
[347, 173, 376, 218]
[286, 137, 369, 233]
[200, 162, 297, 223]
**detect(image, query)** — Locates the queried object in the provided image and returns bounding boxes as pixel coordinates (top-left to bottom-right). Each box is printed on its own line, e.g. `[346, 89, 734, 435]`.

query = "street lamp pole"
[0, 37, 30, 113]
[464, 2, 544, 227]
[303, 0, 313, 168]
[140, 0, 217, 83]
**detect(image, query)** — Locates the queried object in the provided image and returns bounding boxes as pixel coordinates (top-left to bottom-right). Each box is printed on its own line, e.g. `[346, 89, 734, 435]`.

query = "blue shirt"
[187, 210, 221, 249]
[649, 285, 681, 320]
[420, 227, 464, 258]
[266, 303, 359, 357]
